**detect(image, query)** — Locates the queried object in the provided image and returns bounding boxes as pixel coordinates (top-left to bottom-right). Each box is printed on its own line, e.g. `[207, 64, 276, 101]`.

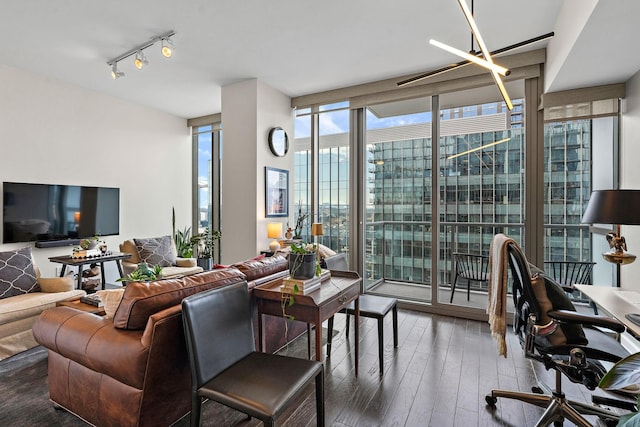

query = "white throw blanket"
[487, 233, 514, 358]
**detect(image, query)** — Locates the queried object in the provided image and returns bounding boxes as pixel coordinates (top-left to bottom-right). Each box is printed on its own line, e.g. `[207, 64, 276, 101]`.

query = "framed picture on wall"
[265, 167, 288, 217]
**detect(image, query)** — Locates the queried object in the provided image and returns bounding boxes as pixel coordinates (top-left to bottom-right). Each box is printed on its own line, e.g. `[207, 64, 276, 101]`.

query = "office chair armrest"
[548, 309, 626, 333]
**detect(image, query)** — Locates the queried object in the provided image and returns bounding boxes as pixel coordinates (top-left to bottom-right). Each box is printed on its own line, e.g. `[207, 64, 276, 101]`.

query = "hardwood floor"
[183, 308, 624, 426]
[2, 308, 622, 426]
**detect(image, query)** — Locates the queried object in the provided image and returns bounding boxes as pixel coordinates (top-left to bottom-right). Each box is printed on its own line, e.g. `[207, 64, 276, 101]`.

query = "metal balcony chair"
[449, 252, 490, 303]
[543, 261, 597, 314]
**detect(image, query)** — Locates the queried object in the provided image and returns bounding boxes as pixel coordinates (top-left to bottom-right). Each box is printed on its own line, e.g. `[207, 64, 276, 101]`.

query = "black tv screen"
[2, 182, 120, 245]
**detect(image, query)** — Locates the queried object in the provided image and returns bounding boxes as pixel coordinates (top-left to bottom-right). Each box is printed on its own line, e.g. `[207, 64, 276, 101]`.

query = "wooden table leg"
[258, 303, 265, 352]
[315, 313, 323, 362]
[354, 296, 359, 376]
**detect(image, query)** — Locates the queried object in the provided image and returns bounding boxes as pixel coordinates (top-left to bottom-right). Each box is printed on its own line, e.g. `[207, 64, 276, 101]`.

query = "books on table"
[281, 270, 331, 294]
[80, 294, 104, 307]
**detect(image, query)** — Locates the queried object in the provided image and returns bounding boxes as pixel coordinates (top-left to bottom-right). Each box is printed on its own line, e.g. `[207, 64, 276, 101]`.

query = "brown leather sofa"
[32, 255, 306, 427]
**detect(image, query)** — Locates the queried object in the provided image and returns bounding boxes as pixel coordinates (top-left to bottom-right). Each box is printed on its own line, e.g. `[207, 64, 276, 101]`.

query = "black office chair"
[544, 261, 598, 314]
[182, 281, 325, 427]
[324, 253, 398, 376]
[449, 252, 489, 303]
[486, 236, 629, 427]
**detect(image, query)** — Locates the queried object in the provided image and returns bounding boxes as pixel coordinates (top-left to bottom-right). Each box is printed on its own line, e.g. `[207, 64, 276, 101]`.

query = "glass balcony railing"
[364, 221, 592, 303]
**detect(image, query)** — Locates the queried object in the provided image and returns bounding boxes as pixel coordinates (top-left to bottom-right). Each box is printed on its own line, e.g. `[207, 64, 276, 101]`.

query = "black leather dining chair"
[324, 253, 398, 376]
[182, 281, 325, 427]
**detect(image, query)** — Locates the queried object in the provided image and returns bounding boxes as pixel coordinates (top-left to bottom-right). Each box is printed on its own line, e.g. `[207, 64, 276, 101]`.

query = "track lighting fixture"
[134, 51, 148, 70]
[110, 63, 124, 79]
[161, 37, 174, 58]
[106, 30, 175, 79]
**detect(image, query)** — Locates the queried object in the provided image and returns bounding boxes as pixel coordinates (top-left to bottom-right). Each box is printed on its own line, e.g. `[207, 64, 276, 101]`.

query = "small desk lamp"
[267, 223, 283, 252]
[311, 223, 324, 245]
[582, 190, 640, 289]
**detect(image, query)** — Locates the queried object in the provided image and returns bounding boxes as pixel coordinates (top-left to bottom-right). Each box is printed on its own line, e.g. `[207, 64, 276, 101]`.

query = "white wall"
[221, 79, 293, 263]
[620, 69, 640, 289]
[0, 64, 191, 281]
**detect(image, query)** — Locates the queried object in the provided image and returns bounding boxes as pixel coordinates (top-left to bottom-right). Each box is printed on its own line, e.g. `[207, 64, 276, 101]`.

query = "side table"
[56, 299, 106, 316]
[253, 270, 361, 375]
[49, 252, 132, 291]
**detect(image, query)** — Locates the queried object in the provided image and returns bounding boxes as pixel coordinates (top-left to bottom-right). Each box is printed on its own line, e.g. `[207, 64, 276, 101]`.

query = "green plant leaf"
[599, 351, 640, 390]
[618, 411, 640, 427]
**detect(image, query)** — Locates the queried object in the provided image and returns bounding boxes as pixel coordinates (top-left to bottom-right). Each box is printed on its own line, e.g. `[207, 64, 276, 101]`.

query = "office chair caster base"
[485, 395, 497, 407]
[532, 386, 544, 394]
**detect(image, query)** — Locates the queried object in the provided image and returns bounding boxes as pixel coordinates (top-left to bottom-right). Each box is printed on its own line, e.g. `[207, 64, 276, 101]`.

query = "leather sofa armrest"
[33, 307, 148, 389]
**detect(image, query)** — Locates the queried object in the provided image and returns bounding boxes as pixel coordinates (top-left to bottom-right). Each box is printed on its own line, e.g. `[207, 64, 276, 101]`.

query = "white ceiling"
[2, 0, 639, 119]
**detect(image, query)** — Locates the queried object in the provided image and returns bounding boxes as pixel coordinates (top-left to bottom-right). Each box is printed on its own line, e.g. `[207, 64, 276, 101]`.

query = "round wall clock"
[268, 127, 289, 157]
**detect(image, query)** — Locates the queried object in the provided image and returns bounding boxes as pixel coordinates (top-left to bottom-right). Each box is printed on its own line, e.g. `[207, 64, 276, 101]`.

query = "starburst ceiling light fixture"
[106, 30, 175, 80]
[397, 0, 553, 110]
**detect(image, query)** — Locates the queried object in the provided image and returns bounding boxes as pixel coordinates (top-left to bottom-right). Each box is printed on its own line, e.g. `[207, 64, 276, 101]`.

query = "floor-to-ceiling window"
[289, 52, 620, 319]
[294, 103, 350, 250]
[192, 123, 222, 260]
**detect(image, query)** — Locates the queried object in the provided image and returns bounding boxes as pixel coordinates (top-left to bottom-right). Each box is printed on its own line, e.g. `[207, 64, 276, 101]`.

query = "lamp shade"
[267, 222, 283, 239]
[311, 223, 324, 237]
[582, 190, 640, 225]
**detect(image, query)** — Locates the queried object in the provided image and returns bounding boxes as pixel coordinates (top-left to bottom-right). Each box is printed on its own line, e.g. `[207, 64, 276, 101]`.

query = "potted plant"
[171, 207, 194, 258]
[117, 263, 163, 283]
[173, 226, 194, 258]
[79, 234, 101, 250]
[598, 352, 640, 426]
[191, 227, 221, 271]
[288, 242, 320, 279]
[292, 201, 308, 239]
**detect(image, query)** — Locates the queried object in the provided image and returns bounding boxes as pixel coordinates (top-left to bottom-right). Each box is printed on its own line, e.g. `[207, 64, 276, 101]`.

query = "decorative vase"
[285, 229, 293, 240]
[197, 257, 213, 271]
[289, 253, 316, 279]
[80, 239, 98, 250]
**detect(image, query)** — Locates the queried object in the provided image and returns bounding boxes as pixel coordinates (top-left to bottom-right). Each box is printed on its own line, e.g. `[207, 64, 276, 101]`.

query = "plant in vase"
[292, 201, 308, 239]
[79, 234, 101, 250]
[117, 262, 163, 282]
[191, 227, 221, 271]
[171, 207, 194, 258]
[281, 242, 321, 327]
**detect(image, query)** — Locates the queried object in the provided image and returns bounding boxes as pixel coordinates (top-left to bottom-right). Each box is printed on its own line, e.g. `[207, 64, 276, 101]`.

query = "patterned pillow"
[134, 236, 176, 267]
[0, 247, 39, 299]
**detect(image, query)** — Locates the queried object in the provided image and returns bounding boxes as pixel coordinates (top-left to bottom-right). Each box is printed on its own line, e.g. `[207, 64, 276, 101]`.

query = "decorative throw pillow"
[134, 236, 176, 267]
[96, 288, 125, 319]
[38, 276, 74, 293]
[0, 247, 39, 299]
[530, 273, 588, 346]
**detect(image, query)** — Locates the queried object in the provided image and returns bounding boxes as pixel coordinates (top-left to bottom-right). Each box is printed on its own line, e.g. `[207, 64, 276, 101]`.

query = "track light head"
[134, 51, 148, 70]
[110, 63, 124, 79]
[161, 37, 174, 58]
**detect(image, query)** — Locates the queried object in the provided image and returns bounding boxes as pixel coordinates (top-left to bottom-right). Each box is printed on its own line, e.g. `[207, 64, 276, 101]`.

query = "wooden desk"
[49, 252, 131, 290]
[575, 284, 640, 337]
[254, 270, 361, 375]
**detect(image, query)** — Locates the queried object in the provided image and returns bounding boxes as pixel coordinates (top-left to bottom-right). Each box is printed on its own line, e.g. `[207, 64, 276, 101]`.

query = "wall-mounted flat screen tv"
[2, 182, 120, 246]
